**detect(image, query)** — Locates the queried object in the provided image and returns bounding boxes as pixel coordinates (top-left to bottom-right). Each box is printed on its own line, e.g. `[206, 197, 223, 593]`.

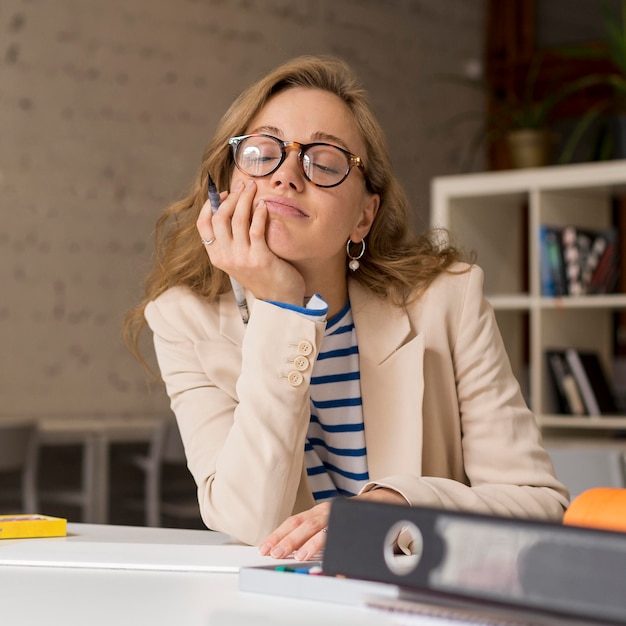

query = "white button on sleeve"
[293, 355, 310, 371]
[297, 340, 314, 356]
[287, 371, 304, 387]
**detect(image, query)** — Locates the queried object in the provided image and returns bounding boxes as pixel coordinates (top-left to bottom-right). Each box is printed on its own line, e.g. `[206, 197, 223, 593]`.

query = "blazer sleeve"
[145, 288, 325, 545]
[361, 266, 570, 520]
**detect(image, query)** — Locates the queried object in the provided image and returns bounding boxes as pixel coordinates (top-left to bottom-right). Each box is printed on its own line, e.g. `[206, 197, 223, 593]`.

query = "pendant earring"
[346, 238, 366, 271]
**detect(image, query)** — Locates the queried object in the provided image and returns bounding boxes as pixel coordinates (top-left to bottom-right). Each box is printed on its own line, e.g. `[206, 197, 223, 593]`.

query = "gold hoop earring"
[346, 238, 366, 271]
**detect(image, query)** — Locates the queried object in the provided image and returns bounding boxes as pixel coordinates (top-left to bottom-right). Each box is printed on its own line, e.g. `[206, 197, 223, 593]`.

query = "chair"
[0, 419, 39, 513]
[126, 418, 201, 527]
[546, 445, 626, 499]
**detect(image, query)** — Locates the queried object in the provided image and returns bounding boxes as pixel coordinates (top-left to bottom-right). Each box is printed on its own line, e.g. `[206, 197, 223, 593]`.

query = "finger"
[196, 200, 216, 246]
[269, 517, 325, 561]
[197, 187, 229, 230]
[196, 198, 216, 244]
[231, 179, 256, 245]
[249, 199, 268, 245]
[260, 503, 330, 559]
[293, 527, 327, 562]
[210, 180, 240, 241]
[258, 514, 303, 556]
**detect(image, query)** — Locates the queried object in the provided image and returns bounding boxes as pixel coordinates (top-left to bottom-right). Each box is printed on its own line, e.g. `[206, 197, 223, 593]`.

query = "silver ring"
[321, 527, 328, 534]
[201, 237, 216, 246]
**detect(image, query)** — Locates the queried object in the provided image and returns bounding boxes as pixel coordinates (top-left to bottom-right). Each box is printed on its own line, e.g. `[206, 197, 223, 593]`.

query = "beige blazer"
[145, 263, 569, 545]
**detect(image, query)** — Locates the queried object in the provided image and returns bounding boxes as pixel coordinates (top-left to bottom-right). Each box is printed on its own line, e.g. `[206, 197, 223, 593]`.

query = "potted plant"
[492, 58, 563, 168]
[443, 54, 586, 169]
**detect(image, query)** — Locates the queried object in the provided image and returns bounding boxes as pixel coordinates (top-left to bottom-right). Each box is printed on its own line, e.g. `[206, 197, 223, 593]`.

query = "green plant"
[555, 0, 626, 162]
[440, 54, 583, 168]
[491, 59, 576, 132]
[559, 0, 626, 109]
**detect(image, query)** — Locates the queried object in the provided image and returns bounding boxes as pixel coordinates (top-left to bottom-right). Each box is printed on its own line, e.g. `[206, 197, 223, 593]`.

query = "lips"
[262, 195, 309, 218]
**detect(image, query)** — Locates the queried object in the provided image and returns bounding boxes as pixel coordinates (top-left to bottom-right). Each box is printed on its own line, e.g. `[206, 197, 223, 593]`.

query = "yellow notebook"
[0, 515, 67, 539]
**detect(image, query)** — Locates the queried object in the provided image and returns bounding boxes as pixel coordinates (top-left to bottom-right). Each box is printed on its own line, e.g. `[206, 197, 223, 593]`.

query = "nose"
[269, 145, 306, 192]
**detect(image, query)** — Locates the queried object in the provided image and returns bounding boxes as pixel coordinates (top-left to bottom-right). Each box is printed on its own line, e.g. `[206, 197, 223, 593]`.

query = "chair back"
[547, 446, 626, 499]
[0, 420, 37, 472]
[0, 419, 39, 512]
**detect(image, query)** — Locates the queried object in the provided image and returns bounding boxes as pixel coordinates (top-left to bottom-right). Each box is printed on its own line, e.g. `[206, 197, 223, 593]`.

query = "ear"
[350, 192, 380, 242]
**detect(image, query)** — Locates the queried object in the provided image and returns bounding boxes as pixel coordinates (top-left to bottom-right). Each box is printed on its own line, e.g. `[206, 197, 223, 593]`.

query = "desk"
[0, 524, 399, 626]
[37, 416, 163, 524]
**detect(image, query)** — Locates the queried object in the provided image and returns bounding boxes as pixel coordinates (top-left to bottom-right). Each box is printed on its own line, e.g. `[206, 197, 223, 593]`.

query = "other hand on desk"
[257, 487, 407, 561]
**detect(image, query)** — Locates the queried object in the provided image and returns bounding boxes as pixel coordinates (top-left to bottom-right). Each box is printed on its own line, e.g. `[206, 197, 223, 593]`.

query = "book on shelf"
[545, 350, 586, 415]
[539, 224, 619, 296]
[539, 225, 567, 296]
[546, 348, 618, 417]
[588, 230, 619, 295]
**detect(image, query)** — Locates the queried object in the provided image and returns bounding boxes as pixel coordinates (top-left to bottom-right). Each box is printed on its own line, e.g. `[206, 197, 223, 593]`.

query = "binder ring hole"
[383, 520, 423, 576]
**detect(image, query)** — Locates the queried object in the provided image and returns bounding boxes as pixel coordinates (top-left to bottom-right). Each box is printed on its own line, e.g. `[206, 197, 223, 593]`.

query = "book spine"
[545, 226, 567, 296]
[562, 226, 582, 296]
[589, 240, 618, 294]
[547, 351, 585, 415]
[565, 348, 601, 416]
[577, 352, 618, 414]
[580, 234, 607, 292]
[539, 226, 555, 296]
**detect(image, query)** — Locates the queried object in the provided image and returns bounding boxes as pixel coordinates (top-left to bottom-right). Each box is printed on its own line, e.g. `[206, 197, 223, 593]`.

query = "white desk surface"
[0, 523, 406, 626]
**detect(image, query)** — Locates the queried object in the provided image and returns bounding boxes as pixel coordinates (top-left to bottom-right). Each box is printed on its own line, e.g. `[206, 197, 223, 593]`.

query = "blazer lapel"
[349, 281, 424, 479]
[218, 283, 424, 482]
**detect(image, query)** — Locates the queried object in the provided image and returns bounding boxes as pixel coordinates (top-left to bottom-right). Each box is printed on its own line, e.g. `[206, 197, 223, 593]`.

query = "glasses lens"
[236, 136, 282, 177]
[304, 145, 350, 186]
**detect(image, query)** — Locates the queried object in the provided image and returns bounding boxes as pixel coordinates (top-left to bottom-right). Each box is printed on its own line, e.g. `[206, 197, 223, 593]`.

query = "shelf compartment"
[432, 192, 528, 297]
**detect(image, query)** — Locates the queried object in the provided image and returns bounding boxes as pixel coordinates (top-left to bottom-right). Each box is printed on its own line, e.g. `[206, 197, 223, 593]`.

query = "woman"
[124, 55, 568, 560]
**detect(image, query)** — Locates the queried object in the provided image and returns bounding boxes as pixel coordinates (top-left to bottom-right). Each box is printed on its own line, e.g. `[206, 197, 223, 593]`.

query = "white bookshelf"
[431, 160, 626, 436]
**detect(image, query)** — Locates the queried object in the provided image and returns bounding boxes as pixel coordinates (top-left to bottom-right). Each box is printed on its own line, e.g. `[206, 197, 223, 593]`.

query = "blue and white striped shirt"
[304, 301, 369, 501]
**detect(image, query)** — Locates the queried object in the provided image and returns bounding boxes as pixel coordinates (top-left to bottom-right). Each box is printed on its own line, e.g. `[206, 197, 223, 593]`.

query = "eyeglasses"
[228, 133, 367, 188]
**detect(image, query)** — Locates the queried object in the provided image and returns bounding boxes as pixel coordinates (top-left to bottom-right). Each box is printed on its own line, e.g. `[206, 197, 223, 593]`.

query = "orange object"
[564, 488, 626, 533]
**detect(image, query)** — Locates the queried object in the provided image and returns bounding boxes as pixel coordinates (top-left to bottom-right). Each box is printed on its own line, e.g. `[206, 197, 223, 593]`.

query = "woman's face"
[230, 87, 379, 275]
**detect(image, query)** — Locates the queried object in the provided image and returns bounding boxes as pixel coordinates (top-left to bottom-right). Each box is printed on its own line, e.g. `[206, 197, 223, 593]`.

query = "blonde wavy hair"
[124, 55, 461, 360]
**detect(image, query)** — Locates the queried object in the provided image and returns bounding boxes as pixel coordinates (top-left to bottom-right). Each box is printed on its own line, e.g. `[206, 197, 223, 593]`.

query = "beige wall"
[0, 0, 485, 417]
